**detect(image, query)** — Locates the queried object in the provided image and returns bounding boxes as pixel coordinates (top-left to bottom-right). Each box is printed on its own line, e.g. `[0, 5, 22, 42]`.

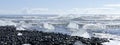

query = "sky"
[0, 0, 120, 15]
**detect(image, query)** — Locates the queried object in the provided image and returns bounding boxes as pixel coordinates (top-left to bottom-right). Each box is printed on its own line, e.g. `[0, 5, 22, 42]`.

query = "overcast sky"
[0, 0, 120, 15]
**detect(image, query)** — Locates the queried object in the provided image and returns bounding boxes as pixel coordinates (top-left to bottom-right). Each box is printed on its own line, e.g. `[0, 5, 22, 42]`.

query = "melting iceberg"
[43, 23, 55, 30]
[83, 23, 106, 30]
[70, 29, 91, 38]
[1, 15, 120, 45]
[0, 20, 16, 26]
[67, 22, 79, 31]
[102, 40, 120, 45]
[74, 41, 85, 45]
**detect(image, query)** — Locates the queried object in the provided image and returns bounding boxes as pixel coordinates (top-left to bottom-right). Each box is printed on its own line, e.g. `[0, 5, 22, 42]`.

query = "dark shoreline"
[0, 26, 109, 45]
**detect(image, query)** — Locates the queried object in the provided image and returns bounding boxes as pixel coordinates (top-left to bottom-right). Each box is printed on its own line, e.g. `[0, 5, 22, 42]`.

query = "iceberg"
[70, 29, 91, 38]
[16, 27, 25, 30]
[83, 24, 105, 30]
[17, 32, 23, 36]
[43, 23, 55, 30]
[0, 20, 16, 26]
[67, 22, 79, 31]
[74, 41, 85, 45]
[102, 40, 120, 45]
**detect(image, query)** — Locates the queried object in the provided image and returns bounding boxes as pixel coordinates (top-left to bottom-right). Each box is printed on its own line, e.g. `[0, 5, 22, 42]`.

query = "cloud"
[66, 8, 115, 14]
[104, 4, 120, 7]
[25, 7, 120, 15]
[0, 7, 119, 15]
[0, 10, 23, 14]
[25, 8, 50, 14]
[85, 8, 114, 10]
[29, 8, 49, 11]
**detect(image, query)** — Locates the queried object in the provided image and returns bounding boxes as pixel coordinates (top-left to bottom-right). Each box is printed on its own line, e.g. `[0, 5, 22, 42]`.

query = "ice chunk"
[67, 22, 79, 30]
[0, 20, 16, 26]
[70, 29, 91, 38]
[102, 40, 120, 45]
[17, 33, 22, 36]
[43, 23, 55, 30]
[22, 44, 31, 45]
[16, 27, 25, 30]
[83, 24, 105, 30]
[74, 41, 85, 45]
[16, 23, 28, 30]
[16, 26, 25, 30]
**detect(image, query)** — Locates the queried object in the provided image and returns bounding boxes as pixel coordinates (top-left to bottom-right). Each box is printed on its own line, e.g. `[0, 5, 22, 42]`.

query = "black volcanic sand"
[0, 26, 109, 45]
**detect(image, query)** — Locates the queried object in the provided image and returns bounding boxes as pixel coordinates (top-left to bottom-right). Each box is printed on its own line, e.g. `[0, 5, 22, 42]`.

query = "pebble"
[0, 26, 109, 45]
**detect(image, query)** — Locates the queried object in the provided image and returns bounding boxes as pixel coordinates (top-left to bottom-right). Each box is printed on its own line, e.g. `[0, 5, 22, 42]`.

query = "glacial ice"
[0, 15, 120, 45]
[43, 23, 55, 31]
[70, 29, 91, 38]
[83, 23, 106, 30]
[17, 32, 23, 36]
[67, 22, 79, 30]
[0, 20, 16, 26]
[74, 41, 86, 45]
[102, 40, 120, 45]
